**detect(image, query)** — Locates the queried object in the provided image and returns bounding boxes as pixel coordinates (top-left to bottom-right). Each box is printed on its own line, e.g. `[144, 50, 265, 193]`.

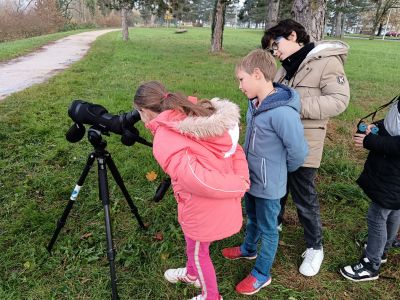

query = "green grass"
[0, 27, 400, 299]
[0, 29, 92, 62]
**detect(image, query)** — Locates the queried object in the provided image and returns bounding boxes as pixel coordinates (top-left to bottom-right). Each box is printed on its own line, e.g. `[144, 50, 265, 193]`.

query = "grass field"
[0, 29, 94, 62]
[0, 27, 399, 299]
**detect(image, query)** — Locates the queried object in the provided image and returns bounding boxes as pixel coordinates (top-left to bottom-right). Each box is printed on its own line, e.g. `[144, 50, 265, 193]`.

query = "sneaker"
[340, 256, 379, 282]
[235, 274, 271, 295]
[164, 267, 201, 288]
[189, 295, 223, 300]
[381, 252, 388, 264]
[363, 243, 388, 264]
[299, 247, 324, 276]
[221, 246, 257, 260]
[277, 223, 283, 232]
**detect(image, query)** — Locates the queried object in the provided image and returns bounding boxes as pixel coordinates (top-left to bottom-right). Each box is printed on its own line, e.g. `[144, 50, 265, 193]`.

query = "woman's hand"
[365, 124, 376, 135]
[353, 133, 366, 148]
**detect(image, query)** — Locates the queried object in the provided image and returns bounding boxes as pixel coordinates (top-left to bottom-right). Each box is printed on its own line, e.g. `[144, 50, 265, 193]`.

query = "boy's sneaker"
[164, 267, 201, 288]
[381, 251, 388, 264]
[189, 295, 223, 300]
[235, 274, 271, 295]
[299, 247, 324, 276]
[340, 256, 379, 282]
[363, 243, 388, 264]
[221, 246, 257, 260]
[392, 237, 400, 248]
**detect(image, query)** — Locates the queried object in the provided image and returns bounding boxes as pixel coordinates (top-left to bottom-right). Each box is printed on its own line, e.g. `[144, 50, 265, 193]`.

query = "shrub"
[0, 0, 65, 42]
[95, 12, 121, 28]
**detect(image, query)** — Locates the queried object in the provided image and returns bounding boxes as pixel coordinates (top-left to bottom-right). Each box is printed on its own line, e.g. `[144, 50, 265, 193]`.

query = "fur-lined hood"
[145, 98, 241, 158]
[177, 98, 240, 138]
[146, 98, 241, 139]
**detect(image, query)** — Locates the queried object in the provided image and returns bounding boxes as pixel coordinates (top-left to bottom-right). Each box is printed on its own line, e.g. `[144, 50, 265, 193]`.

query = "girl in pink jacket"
[133, 81, 249, 300]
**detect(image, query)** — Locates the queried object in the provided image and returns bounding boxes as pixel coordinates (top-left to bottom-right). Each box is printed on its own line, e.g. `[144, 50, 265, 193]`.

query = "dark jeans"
[365, 202, 400, 269]
[278, 167, 323, 249]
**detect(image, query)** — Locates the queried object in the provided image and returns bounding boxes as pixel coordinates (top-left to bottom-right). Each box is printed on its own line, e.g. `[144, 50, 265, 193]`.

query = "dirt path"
[0, 29, 119, 101]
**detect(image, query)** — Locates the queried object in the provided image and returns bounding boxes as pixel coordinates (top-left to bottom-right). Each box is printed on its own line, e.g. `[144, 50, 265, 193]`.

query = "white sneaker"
[189, 295, 223, 300]
[164, 267, 201, 288]
[299, 247, 324, 276]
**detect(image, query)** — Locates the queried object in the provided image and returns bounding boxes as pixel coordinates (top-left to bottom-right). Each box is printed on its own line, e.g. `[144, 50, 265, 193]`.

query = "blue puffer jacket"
[244, 83, 308, 199]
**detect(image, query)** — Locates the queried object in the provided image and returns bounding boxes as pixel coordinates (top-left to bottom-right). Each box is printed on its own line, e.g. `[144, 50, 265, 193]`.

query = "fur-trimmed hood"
[177, 98, 240, 138]
[146, 98, 241, 138]
[145, 97, 241, 158]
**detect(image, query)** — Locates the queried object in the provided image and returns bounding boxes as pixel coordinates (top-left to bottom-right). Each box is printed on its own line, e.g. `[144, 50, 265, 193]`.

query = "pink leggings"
[185, 235, 220, 300]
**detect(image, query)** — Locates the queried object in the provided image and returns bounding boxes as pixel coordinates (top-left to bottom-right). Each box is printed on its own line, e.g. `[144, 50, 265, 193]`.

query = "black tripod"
[47, 127, 147, 300]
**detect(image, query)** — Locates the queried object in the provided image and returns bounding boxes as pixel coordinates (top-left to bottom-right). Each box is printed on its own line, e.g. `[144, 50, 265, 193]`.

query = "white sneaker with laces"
[189, 295, 223, 300]
[164, 267, 201, 288]
[299, 247, 324, 276]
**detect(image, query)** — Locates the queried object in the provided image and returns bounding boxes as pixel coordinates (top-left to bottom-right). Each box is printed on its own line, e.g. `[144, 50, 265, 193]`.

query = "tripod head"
[87, 127, 107, 151]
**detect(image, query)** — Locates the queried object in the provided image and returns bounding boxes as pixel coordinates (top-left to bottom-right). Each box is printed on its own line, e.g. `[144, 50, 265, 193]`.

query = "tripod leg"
[105, 153, 146, 229]
[97, 157, 119, 300]
[47, 153, 96, 253]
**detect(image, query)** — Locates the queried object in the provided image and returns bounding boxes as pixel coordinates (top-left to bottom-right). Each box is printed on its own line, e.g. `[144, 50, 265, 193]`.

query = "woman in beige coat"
[261, 19, 350, 277]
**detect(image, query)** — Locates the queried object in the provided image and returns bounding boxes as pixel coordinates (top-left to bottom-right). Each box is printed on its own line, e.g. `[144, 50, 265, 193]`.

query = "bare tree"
[332, 0, 345, 37]
[291, 0, 327, 41]
[369, 0, 399, 38]
[102, 0, 137, 40]
[211, 0, 227, 52]
[266, 0, 280, 29]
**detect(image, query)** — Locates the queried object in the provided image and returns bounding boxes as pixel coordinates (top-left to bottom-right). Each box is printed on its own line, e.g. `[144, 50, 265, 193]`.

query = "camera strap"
[359, 94, 400, 124]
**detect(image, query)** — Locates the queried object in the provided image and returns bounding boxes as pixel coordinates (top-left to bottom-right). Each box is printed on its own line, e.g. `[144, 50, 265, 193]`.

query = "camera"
[65, 100, 145, 146]
[357, 121, 379, 135]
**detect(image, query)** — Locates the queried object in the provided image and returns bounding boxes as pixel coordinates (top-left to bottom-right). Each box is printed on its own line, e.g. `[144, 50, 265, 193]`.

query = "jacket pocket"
[247, 152, 267, 192]
[175, 191, 192, 226]
[261, 157, 267, 188]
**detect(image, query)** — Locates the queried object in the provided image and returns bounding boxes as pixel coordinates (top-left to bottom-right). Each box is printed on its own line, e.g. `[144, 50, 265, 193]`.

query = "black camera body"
[66, 100, 142, 146]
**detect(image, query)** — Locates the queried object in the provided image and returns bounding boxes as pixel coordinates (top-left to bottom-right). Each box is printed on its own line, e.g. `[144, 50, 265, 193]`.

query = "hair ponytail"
[134, 81, 215, 117]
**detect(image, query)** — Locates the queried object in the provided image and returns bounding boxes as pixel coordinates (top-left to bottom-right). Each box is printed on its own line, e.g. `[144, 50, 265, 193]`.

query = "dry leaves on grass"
[146, 171, 158, 182]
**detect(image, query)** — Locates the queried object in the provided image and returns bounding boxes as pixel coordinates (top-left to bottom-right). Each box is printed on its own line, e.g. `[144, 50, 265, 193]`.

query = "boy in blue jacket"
[222, 49, 308, 295]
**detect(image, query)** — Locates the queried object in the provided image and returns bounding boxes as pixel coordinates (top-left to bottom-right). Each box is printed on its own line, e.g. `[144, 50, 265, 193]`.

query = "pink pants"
[185, 235, 220, 300]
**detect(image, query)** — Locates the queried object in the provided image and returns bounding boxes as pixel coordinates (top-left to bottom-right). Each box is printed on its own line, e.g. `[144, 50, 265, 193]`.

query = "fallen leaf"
[153, 232, 164, 241]
[80, 232, 93, 239]
[146, 171, 158, 182]
[23, 261, 31, 269]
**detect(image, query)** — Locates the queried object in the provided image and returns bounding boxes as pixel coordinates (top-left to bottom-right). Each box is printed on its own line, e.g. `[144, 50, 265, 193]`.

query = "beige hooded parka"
[275, 40, 350, 168]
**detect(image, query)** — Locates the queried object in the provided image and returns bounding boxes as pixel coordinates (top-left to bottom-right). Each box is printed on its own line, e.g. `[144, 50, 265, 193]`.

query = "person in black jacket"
[340, 100, 400, 282]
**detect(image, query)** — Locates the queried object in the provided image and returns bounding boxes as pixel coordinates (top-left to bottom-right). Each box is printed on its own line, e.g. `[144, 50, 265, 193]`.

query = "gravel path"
[0, 29, 119, 100]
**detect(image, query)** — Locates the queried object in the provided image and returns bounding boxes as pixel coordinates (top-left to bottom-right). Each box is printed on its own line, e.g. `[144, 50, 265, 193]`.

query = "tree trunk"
[266, 0, 280, 30]
[211, 0, 227, 53]
[334, 11, 342, 37]
[291, 0, 327, 42]
[121, 7, 129, 41]
[377, 22, 383, 36]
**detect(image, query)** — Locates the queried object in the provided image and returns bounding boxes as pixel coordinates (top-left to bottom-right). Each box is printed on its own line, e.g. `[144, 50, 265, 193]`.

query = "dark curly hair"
[261, 19, 310, 49]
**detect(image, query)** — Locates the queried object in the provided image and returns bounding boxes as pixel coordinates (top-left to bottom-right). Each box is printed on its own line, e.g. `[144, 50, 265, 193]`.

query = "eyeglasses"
[265, 36, 284, 55]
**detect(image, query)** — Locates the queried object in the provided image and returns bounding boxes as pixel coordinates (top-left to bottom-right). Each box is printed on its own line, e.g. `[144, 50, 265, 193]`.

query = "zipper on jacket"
[245, 108, 256, 155]
[252, 127, 257, 151]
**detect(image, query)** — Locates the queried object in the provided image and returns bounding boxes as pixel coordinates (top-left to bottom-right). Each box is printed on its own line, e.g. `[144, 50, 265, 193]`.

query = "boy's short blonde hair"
[236, 49, 277, 82]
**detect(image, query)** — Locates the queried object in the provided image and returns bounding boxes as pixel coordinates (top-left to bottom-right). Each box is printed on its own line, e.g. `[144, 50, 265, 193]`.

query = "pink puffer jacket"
[145, 98, 249, 242]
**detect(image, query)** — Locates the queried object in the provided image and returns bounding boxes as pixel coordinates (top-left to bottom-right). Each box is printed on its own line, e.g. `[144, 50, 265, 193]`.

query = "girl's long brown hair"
[133, 81, 215, 117]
